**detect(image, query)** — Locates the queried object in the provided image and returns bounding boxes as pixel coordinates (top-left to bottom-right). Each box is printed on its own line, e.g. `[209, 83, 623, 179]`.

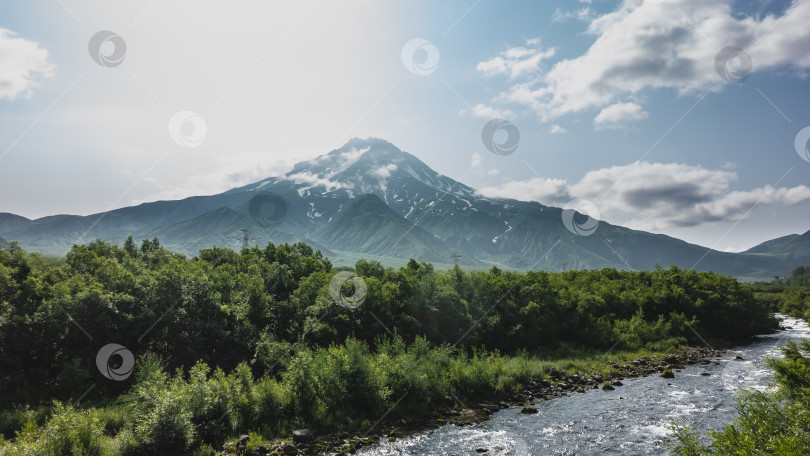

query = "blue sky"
[1, 0, 809, 252]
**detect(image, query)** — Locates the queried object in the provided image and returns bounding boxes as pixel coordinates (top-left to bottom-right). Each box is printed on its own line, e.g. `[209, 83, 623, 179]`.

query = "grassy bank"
[0, 342, 705, 456]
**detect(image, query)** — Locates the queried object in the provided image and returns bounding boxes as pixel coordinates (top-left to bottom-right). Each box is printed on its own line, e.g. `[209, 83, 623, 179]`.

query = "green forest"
[0, 239, 784, 455]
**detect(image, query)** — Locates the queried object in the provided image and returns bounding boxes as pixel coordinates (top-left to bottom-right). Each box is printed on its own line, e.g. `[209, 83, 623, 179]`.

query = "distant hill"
[0, 213, 31, 234]
[744, 230, 810, 268]
[0, 137, 806, 280]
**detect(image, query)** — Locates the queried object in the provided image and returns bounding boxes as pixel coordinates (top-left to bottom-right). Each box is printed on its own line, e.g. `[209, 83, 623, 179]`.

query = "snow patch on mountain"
[255, 180, 271, 190]
[492, 224, 512, 243]
[307, 202, 322, 221]
[373, 164, 398, 198]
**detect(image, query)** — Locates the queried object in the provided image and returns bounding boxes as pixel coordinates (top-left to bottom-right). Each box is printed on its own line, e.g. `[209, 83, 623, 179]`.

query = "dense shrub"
[0, 240, 781, 454]
[0, 403, 105, 456]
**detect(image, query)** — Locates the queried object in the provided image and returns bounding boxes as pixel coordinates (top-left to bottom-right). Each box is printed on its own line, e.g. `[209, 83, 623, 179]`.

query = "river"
[356, 316, 810, 456]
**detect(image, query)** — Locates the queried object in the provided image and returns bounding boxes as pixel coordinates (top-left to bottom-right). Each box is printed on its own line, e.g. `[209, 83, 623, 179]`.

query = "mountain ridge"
[0, 137, 807, 280]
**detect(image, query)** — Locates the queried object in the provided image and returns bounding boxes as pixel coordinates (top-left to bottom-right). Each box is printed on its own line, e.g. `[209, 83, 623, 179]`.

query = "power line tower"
[236, 229, 254, 249]
[451, 253, 462, 266]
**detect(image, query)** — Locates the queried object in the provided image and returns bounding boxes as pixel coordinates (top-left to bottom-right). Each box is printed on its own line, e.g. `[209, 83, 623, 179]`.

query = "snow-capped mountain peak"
[244, 138, 477, 202]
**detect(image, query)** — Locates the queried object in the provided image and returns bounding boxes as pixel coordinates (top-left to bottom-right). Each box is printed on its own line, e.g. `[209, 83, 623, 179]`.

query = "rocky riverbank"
[220, 346, 723, 456]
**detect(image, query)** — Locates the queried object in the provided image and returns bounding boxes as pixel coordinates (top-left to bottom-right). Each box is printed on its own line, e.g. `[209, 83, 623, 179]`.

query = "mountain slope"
[314, 194, 477, 266]
[0, 193, 254, 256]
[0, 213, 32, 235]
[141, 206, 312, 255]
[744, 230, 810, 266]
[234, 138, 792, 278]
[0, 137, 805, 280]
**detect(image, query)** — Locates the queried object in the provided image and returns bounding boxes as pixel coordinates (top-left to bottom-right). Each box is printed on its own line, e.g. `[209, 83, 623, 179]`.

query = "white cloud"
[337, 147, 367, 168]
[471, 152, 483, 168]
[476, 39, 555, 80]
[286, 171, 347, 192]
[371, 163, 397, 178]
[137, 151, 299, 203]
[460, 103, 515, 119]
[695, 185, 810, 224]
[478, 0, 810, 122]
[593, 102, 648, 129]
[549, 124, 568, 134]
[569, 162, 737, 228]
[552, 7, 595, 23]
[0, 28, 53, 100]
[311, 146, 369, 176]
[477, 161, 810, 231]
[140, 145, 372, 204]
[479, 177, 572, 206]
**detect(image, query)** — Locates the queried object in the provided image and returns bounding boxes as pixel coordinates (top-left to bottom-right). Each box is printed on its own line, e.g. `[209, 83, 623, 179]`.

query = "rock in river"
[292, 429, 314, 444]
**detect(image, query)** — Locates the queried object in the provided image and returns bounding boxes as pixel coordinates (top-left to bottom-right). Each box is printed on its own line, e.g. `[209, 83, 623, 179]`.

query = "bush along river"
[336, 316, 809, 456]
